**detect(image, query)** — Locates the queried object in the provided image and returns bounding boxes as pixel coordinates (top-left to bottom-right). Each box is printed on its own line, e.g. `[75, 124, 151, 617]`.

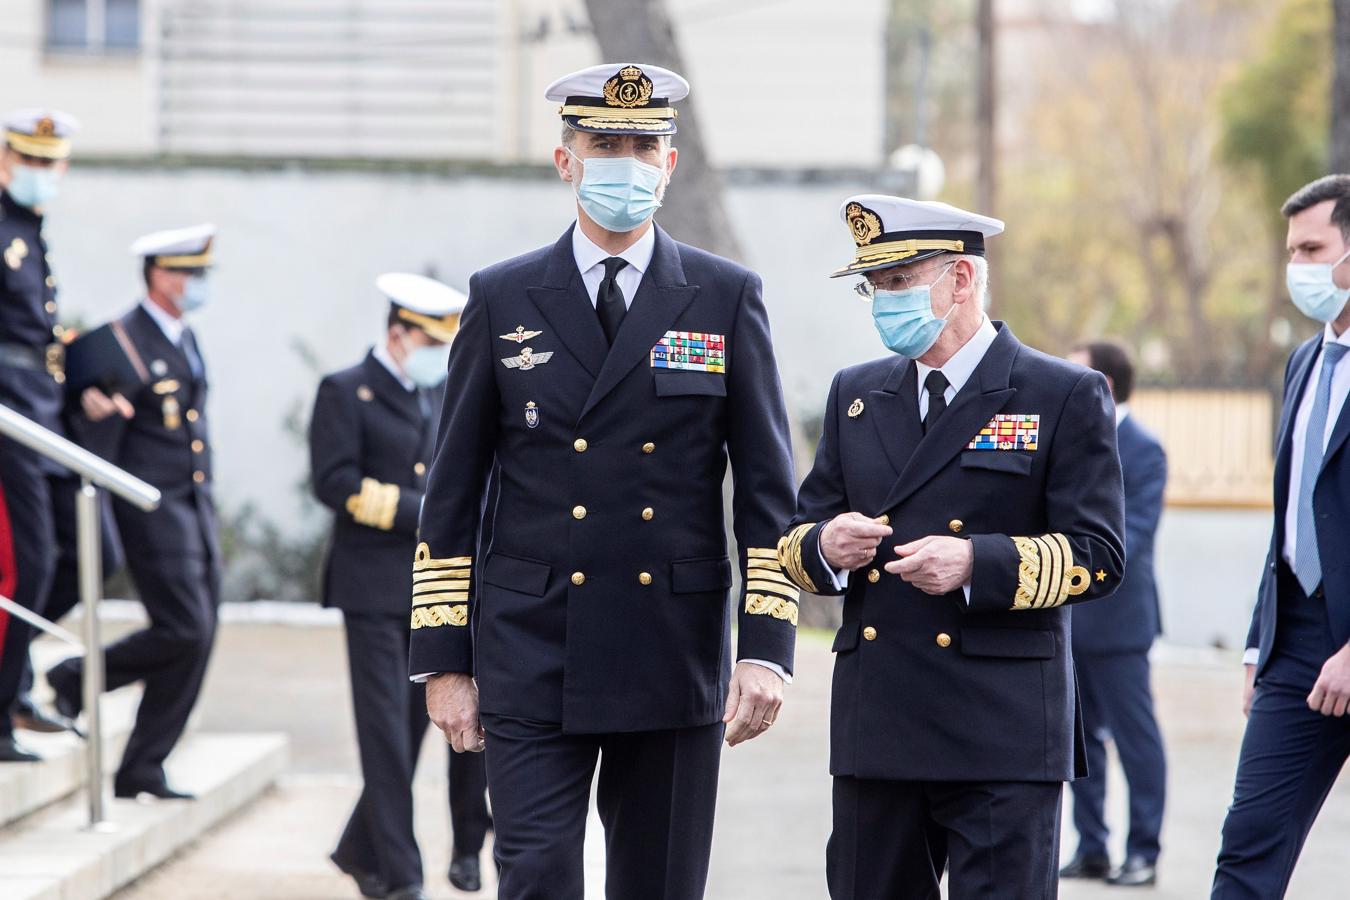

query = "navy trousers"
[827, 776, 1063, 900]
[481, 712, 723, 900]
[334, 612, 490, 891]
[1212, 571, 1350, 898]
[1069, 650, 1167, 863]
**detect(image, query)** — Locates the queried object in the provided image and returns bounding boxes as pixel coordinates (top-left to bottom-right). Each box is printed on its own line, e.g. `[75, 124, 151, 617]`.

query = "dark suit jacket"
[408, 224, 798, 734]
[310, 351, 439, 616]
[76, 305, 218, 560]
[1248, 335, 1350, 673]
[780, 324, 1125, 782]
[1071, 413, 1167, 655]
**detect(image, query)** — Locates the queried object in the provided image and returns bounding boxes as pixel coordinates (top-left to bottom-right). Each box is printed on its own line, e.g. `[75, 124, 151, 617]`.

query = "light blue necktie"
[1293, 341, 1349, 594]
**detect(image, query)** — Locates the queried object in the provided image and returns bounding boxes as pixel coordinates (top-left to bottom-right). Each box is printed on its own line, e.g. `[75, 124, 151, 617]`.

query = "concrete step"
[0, 732, 288, 900]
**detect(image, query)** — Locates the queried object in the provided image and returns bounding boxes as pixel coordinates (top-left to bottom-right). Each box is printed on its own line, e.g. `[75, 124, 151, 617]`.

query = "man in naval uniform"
[313, 274, 490, 900]
[47, 225, 221, 800]
[777, 195, 1125, 899]
[412, 63, 798, 898]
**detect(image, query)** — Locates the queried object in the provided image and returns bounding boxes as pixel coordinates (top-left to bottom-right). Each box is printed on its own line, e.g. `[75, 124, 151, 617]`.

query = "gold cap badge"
[604, 65, 654, 109]
[846, 203, 883, 248]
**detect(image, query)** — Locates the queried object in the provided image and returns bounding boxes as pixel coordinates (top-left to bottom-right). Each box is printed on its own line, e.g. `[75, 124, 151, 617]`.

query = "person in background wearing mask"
[1212, 174, 1350, 898]
[311, 274, 490, 900]
[45, 224, 220, 800]
[0, 108, 89, 763]
[775, 195, 1125, 900]
[413, 63, 798, 898]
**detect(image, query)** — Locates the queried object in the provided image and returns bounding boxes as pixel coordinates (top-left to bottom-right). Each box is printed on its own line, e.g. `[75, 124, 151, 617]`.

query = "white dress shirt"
[1244, 326, 1350, 665]
[372, 343, 415, 392]
[141, 298, 185, 345]
[572, 222, 654, 307]
[822, 317, 1000, 596]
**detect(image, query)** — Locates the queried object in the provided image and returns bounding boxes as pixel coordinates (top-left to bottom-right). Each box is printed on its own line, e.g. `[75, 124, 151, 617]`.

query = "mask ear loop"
[930, 262, 959, 322]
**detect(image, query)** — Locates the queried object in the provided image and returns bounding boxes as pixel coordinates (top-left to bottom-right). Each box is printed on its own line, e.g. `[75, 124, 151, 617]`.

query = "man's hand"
[1243, 664, 1256, 718]
[820, 512, 893, 571]
[81, 387, 133, 422]
[1307, 644, 1350, 717]
[723, 662, 783, 747]
[426, 672, 484, 753]
[884, 535, 973, 596]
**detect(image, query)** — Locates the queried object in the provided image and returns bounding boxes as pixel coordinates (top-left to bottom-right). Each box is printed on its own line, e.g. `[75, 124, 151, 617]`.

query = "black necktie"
[923, 370, 949, 434]
[597, 257, 628, 345]
[180, 327, 205, 380]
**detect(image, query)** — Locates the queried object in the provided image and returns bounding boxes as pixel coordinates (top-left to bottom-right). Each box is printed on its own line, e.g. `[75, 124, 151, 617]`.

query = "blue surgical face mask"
[178, 275, 211, 313]
[1288, 247, 1350, 323]
[566, 147, 666, 233]
[403, 338, 451, 388]
[870, 264, 956, 358]
[6, 164, 61, 210]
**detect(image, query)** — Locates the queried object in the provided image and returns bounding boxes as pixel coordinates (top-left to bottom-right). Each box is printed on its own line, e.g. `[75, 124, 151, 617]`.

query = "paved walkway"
[98, 619, 1350, 899]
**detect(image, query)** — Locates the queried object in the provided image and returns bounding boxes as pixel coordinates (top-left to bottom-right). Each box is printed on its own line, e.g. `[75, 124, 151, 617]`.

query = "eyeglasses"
[853, 259, 952, 301]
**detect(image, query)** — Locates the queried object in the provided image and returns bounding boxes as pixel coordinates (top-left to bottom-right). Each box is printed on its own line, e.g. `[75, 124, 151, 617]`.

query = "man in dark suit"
[413, 62, 798, 899]
[778, 194, 1125, 900]
[1060, 340, 1168, 888]
[312, 274, 490, 900]
[46, 224, 221, 799]
[1213, 174, 1350, 898]
[0, 108, 85, 762]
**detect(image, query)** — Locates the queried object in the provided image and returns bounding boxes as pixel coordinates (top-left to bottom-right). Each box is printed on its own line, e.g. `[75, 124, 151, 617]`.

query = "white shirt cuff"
[818, 544, 850, 590]
[1242, 648, 1260, 667]
[740, 659, 792, 684]
[410, 672, 435, 683]
[962, 583, 971, 605]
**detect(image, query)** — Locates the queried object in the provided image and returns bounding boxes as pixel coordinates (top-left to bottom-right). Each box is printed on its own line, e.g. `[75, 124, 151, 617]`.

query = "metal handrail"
[0, 402, 162, 829]
[0, 403, 159, 509]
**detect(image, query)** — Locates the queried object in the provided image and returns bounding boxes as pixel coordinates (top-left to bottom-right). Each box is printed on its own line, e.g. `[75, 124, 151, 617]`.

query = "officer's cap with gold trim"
[545, 63, 689, 136]
[4, 108, 79, 161]
[377, 273, 466, 343]
[129, 223, 217, 271]
[831, 194, 1005, 278]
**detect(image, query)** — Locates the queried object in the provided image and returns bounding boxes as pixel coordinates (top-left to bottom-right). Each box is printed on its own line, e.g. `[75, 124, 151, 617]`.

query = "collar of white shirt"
[915, 315, 998, 404]
[140, 298, 186, 346]
[1322, 321, 1350, 354]
[1115, 402, 1130, 426]
[372, 342, 415, 392]
[572, 221, 655, 286]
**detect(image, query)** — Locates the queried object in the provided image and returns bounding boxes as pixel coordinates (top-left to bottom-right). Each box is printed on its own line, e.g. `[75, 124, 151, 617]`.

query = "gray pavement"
[96, 618, 1350, 899]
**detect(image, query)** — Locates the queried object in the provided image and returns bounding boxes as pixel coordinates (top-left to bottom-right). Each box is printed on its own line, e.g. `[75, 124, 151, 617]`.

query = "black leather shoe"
[1107, 855, 1158, 887]
[0, 735, 41, 763]
[449, 854, 481, 891]
[46, 663, 83, 722]
[385, 887, 428, 900]
[330, 853, 388, 899]
[113, 780, 196, 801]
[1060, 853, 1112, 879]
[13, 704, 76, 735]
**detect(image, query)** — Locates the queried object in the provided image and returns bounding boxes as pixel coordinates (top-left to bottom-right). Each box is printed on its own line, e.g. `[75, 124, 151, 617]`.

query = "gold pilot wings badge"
[968, 414, 1039, 451]
[501, 347, 554, 370]
[500, 326, 543, 344]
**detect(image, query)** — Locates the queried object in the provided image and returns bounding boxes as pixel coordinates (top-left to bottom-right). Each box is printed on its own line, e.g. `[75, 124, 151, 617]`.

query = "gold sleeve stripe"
[746, 548, 780, 560]
[412, 591, 469, 606]
[747, 572, 799, 592]
[1011, 533, 1093, 610]
[346, 478, 400, 530]
[776, 523, 819, 594]
[414, 567, 468, 582]
[413, 548, 472, 571]
[413, 584, 469, 599]
[747, 558, 782, 569]
[745, 593, 799, 626]
[413, 576, 469, 591]
[410, 603, 468, 629]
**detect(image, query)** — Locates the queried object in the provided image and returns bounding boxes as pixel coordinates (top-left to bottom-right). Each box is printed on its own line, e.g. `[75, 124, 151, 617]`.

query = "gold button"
[641, 507, 654, 521]
[52, 371, 65, 385]
[867, 569, 880, 584]
[44, 300, 56, 313]
[45, 278, 55, 290]
[876, 514, 890, 526]
[863, 626, 877, 641]
[193, 470, 206, 484]
[642, 442, 655, 454]
[574, 438, 588, 453]
[571, 572, 586, 586]
[414, 462, 426, 476]
[936, 633, 952, 648]
[639, 572, 653, 585]
[191, 439, 205, 453]
[948, 519, 964, 534]
[572, 505, 587, 520]
[52, 324, 64, 338]
[186, 409, 199, 422]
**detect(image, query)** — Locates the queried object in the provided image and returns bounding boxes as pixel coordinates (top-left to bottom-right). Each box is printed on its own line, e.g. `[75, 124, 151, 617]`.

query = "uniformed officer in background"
[413, 63, 799, 898]
[46, 225, 221, 800]
[313, 274, 490, 900]
[0, 108, 88, 763]
[778, 195, 1125, 899]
